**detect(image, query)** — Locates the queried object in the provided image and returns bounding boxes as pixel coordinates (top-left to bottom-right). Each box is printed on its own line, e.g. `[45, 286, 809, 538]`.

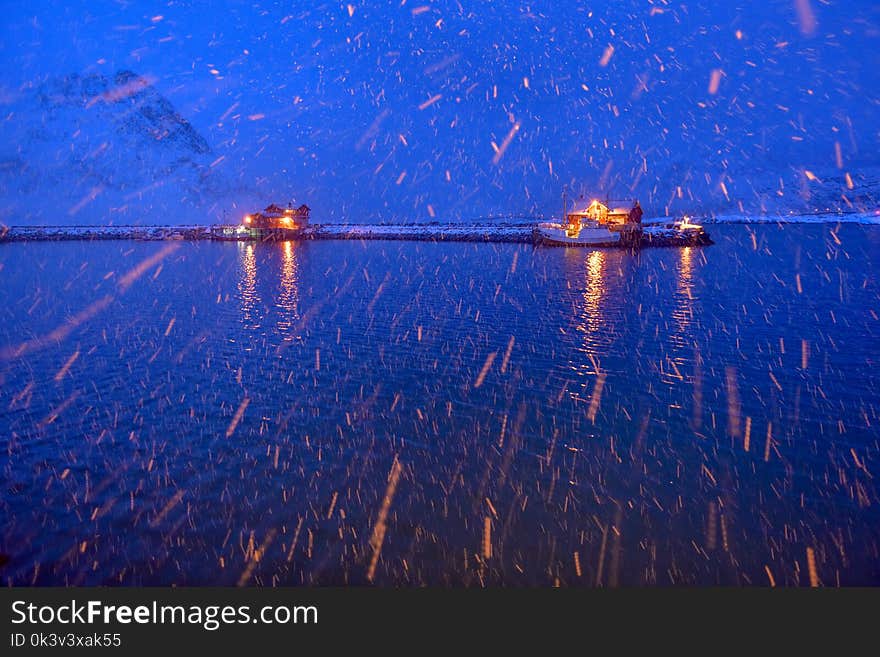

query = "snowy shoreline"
[673, 210, 880, 225]
[0, 211, 877, 245]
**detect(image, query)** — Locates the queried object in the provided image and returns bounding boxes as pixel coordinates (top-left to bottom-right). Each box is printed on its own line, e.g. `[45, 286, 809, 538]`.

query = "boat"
[534, 221, 620, 245]
[671, 216, 705, 235]
[535, 192, 642, 246]
[640, 215, 712, 246]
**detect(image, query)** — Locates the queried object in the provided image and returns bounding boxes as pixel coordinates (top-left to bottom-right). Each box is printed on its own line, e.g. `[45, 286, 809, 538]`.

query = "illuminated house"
[568, 199, 643, 228]
[243, 203, 311, 230]
[536, 195, 644, 246]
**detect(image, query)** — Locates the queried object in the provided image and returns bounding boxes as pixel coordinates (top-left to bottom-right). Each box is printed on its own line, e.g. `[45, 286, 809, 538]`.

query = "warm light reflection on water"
[238, 242, 260, 330]
[663, 245, 699, 387]
[276, 241, 301, 340]
[567, 249, 608, 407]
[673, 246, 695, 337]
[579, 250, 606, 367]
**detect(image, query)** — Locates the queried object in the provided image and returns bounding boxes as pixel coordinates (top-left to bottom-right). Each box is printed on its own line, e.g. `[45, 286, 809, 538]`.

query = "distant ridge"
[0, 70, 257, 225]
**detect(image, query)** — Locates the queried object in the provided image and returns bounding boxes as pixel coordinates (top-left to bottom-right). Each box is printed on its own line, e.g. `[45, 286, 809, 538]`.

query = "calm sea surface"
[1, 224, 878, 585]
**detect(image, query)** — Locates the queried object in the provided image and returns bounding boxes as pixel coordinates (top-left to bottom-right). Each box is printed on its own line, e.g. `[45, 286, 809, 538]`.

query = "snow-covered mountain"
[738, 166, 880, 216]
[0, 70, 259, 225]
[0, 67, 876, 226]
[0, 0, 878, 225]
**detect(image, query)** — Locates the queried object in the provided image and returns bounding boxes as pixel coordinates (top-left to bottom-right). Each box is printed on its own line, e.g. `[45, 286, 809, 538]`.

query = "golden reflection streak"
[238, 242, 260, 329]
[276, 240, 301, 339]
[671, 246, 695, 348]
[566, 249, 607, 407]
[664, 246, 700, 390]
[579, 250, 606, 371]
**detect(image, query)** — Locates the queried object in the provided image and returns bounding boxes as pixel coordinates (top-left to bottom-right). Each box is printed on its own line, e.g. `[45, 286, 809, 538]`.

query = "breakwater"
[0, 222, 712, 247]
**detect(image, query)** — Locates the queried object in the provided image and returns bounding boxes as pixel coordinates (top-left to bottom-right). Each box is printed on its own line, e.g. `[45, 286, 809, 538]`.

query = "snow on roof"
[568, 199, 638, 213]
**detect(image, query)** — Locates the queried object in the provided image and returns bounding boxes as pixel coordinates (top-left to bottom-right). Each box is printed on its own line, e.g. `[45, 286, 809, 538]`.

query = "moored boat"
[641, 215, 712, 245]
[534, 221, 621, 245]
[535, 193, 642, 246]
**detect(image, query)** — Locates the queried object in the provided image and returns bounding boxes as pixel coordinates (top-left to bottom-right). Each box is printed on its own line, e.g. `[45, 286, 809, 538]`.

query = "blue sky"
[1, 0, 878, 220]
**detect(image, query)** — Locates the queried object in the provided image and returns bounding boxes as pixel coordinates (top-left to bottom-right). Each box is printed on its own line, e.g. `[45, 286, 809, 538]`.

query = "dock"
[0, 221, 712, 247]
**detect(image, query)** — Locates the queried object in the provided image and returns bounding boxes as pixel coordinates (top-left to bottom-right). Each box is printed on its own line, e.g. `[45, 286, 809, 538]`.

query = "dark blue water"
[1, 224, 878, 586]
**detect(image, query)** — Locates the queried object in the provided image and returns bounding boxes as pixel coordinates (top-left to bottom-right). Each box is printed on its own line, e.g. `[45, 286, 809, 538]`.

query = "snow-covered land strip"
[644, 210, 880, 225]
[705, 211, 880, 224]
[0, 222, 538, 243]
[3, 212, 879, 245]
[308, 223, 534, 242]
[0, 225, 215, 241]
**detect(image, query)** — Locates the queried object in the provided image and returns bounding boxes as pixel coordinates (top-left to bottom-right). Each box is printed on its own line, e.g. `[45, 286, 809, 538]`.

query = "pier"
[0, 221, 712, 247]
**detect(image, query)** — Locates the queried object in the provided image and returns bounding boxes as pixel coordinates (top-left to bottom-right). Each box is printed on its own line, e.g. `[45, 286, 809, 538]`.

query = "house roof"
[569, 199, 638, 214]
[260, 203, 310, 214]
